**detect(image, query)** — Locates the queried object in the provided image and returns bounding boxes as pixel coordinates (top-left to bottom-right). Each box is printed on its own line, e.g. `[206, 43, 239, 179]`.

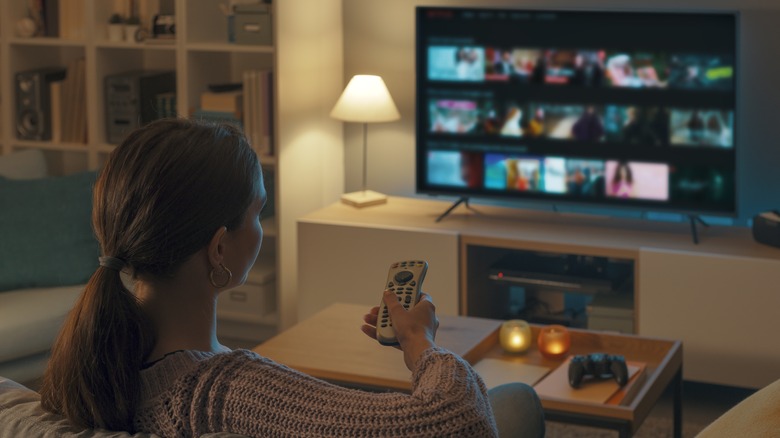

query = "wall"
[341, 0, 780, 225]
[277, 0, 345, 328]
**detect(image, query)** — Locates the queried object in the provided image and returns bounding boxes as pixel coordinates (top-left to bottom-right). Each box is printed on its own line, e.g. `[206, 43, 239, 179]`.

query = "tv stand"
[435, 196, 474, 222]
[297, 197, 780, 389]
[688, 215, 710, 245]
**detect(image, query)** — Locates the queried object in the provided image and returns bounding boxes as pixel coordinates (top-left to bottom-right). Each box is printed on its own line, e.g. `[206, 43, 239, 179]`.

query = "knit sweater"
[133, 347, 498, 437]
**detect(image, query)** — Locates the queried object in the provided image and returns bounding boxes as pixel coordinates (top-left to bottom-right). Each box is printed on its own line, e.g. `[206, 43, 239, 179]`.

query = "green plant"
[108, 13, 123, 24]
[125, 16, 141, 25]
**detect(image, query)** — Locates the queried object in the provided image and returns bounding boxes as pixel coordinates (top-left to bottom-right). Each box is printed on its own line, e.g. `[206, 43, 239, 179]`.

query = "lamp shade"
[330, 75, 400, 123]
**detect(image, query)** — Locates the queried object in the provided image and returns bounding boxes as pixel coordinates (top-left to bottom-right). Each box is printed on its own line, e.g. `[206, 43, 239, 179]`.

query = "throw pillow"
[0, 171, 99, 292]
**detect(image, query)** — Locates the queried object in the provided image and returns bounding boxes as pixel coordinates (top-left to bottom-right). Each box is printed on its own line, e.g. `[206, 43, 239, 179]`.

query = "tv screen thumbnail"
[416, 7, 737, 215]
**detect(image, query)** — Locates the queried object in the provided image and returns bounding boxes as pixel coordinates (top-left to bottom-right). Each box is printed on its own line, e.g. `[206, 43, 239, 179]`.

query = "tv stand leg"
[435, 197, 470, 223]
[688, 215, 710, 245]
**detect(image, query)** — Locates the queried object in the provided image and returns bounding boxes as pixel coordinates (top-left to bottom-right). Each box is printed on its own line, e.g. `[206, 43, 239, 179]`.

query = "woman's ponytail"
[40, 265, 154, 431]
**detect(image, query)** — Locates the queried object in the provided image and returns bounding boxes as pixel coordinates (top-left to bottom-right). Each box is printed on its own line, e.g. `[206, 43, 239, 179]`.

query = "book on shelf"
[58, 58, 87, 143]
[43, 0, 59, 37]
[58, 0, 69, 37]
[49, 80, 63, 143]
[533, 356, 647, 406]
[201, 90, 243, 113]
[25, 0, 88, 39]
[155, 92, 177, 119]
[241, 69, 274, 157]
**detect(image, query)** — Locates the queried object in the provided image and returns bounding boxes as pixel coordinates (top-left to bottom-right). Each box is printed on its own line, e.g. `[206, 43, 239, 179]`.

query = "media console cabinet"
[297, 196, 780, 388]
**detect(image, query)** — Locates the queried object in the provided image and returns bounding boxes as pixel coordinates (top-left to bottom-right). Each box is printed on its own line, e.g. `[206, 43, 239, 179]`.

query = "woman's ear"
[207, 226, 228, 267]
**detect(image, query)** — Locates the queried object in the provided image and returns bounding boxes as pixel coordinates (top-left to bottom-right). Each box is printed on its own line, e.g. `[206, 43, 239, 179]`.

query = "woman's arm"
[152, 349, 498, 437]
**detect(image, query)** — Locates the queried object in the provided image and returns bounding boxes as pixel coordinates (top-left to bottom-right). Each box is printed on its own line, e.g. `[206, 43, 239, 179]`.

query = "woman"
[39, 119, 541, 437]
[610, 161, 634, 198]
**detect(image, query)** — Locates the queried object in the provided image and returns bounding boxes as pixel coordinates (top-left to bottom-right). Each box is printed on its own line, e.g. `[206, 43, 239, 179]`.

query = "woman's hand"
[362, 290, 439, 371]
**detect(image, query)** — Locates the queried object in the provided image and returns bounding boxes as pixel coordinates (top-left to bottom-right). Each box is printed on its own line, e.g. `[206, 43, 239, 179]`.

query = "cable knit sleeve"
[135, 348, 498, 438]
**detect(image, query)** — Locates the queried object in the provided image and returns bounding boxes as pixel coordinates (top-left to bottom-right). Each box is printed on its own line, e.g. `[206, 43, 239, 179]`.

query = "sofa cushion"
[0, 149, 47, 179]
[0, 171, 99, 292]
[0, 377, 248, 438]
[0, 376, 161, 438]
[0, 351, 54, 386]
[0, 285, 82, 363]
[696, 377, 780, 437]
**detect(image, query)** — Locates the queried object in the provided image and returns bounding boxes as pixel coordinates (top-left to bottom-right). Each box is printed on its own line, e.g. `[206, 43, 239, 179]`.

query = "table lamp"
[330, 75, 400, 207]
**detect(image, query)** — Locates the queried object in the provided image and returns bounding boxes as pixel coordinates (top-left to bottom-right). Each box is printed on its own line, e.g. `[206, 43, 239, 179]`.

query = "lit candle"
[537, 325, 571, 360]
[499, 319, 532, 354]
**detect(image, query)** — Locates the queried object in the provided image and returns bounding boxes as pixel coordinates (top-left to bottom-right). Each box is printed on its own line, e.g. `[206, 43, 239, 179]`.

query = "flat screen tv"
[416, 7, 737, 216]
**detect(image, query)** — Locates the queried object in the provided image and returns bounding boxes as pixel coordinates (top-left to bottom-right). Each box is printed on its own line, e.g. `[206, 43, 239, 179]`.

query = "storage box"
[233, 4, 272, 45]
[587, 294, 635, 334]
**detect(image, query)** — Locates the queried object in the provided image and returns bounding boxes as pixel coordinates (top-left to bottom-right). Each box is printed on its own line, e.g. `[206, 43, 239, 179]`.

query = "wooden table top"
[254, 303, 681, 429]
[254, 303, 501, 390]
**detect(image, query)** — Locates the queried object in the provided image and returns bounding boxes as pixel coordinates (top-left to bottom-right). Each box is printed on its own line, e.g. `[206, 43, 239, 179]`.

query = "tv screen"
[416, 7, 737, 215]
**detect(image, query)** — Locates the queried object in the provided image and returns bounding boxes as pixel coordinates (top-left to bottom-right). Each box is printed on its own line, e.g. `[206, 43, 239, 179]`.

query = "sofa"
[695, 377, 780, 437]
[0, 149, 95, 384]
[0, 376, 248, 437]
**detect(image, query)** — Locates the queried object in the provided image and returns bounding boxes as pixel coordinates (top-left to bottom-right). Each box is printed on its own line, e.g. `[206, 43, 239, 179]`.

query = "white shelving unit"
[0, 0, 345, 342]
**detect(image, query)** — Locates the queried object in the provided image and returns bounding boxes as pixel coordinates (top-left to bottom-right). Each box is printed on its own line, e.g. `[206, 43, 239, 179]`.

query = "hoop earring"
[209, 263, 233, 288]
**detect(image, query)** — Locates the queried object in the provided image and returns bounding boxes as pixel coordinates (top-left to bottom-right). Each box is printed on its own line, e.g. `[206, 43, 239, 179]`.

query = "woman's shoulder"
[139, 349, 280, 397]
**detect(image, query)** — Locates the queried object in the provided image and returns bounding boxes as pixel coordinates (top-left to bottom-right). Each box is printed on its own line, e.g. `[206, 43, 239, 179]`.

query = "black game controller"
[568, 353, 629, 388]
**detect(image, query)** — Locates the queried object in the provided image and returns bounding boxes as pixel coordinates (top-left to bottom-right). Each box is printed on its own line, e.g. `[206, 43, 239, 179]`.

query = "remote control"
[376, 260, 428, 346]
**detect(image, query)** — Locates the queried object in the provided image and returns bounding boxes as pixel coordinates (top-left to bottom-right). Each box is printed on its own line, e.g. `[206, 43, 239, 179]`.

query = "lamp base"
[341, 190, 388, 208]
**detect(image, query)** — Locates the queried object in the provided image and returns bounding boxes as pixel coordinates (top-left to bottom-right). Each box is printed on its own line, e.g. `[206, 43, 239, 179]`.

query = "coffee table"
[253, 303, 682, 438]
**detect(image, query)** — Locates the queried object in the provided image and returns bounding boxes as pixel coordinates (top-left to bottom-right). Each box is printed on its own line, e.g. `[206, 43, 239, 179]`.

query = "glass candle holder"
[537, 325, 571, 360]
[499, 319, 532, 354]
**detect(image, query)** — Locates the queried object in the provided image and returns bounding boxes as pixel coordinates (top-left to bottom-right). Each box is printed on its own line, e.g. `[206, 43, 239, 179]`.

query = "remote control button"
[410, 281, 416, 286]
[395, 290, 403, 294]
[404, 295, 412, 304]
[380, 323, 387, 327]
[394, 271, 414, 284]
[388, 282, 394, 288]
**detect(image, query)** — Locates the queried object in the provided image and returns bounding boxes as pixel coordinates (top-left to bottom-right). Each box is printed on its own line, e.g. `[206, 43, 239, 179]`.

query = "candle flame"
[548, 343, 564, 354]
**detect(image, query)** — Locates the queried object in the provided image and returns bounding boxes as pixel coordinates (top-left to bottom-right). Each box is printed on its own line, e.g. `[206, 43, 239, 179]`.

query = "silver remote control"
[377, 260, 428, 346]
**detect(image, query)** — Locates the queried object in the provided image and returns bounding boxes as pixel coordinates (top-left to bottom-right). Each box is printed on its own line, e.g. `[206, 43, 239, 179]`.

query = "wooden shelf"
[185, 42, 274, 54]
[12, 141, 88, 152]
[8, 37, 86, 47]
[95, 41, 176, 50]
